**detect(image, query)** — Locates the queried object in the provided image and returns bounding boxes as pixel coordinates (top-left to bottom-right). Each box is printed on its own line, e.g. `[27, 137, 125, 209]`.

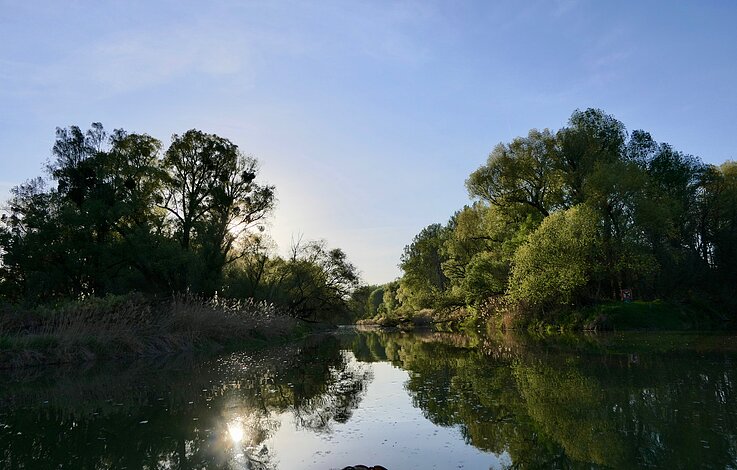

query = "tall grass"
[0, 294, 299, 368]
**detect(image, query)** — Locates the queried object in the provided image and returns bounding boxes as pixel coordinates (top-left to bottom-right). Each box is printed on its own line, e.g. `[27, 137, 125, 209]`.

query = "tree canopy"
[0, 124, 359, 323]
[380, 108, 737, 325]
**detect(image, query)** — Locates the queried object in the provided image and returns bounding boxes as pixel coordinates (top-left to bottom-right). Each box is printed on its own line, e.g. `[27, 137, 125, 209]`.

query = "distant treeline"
[0, 125, 359, 322]
[361, 109, 737, 327]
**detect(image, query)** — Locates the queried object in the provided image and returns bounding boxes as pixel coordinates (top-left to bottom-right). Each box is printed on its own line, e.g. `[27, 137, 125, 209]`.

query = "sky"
[1, 0, 736, 284]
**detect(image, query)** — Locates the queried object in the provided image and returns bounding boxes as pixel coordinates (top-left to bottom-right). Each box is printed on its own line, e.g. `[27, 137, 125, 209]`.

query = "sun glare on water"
[228, 421, 245, 444]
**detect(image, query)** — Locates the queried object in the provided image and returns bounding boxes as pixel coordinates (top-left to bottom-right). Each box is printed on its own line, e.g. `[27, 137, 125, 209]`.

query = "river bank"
[0, 294, 314, 369]
[357, 299, 735, 333]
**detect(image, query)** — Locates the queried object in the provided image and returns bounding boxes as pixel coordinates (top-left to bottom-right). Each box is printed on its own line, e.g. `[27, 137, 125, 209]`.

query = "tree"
[440, 204, 524, 306]
[0, 179, 68, 300]
[637, 144, 707, 293]
[467, 129, 562, 218]
[366, 286, 385, 317]
[399, 223, 451, 309]
[262, 239, 360, 322]
[440, 204, 495, 285]
[161, 130, 275, 292]
[507, 205, 602, 315]
[0, 124, 278, 301]
[346, 284, 379, 320]
[556, 108, 627, 205]
[700, 161, 737, 288]
[461, 251, 507, 305]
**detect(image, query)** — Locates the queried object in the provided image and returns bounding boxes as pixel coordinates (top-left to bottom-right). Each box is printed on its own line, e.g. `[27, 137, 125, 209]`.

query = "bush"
[507, 205, 601, 316]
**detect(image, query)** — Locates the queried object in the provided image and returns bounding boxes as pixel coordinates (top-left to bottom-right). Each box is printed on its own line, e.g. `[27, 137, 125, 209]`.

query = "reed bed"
[0, 294, 299, 368]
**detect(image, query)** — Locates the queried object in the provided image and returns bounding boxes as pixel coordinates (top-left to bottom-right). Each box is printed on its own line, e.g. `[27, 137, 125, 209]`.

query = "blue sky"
[1, 0, 736, 284]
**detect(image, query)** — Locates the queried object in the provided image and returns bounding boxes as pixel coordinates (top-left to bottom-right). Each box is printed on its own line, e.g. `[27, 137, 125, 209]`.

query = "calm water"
[1, 329, 736, 469]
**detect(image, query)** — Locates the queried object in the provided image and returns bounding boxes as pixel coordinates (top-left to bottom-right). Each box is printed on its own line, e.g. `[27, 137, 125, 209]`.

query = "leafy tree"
[507, 205, 602, 315]
[379, 281, 400, 315]
[556, 108, 627, 205]
[461, 251, 508, 305]
[467, 129, 562, 218]
[161, 130, 275, 292]
[636, 144, 708, 294]
[0, 124, 280, 302]
[398, 223, 451, 309]
[259, 239, 360, 322]
[346, 284, 378, 320]
[440, 204, 496, 288]
[366, 286, 385, 317]
[0, 178, 70, 300]
[700, 161, 737, 288]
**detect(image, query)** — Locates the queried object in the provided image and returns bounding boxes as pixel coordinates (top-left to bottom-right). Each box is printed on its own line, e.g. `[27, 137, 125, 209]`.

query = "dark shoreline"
[0, 294, 315, 369]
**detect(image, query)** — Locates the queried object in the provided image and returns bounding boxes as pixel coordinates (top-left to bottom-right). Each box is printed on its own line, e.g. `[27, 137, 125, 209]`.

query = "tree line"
[364, 109, 737, 325]
[0, 124, 359, 322]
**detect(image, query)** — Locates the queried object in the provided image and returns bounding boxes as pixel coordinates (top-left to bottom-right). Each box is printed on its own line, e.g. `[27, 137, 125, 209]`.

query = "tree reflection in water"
[1, 330, 736, 469]
[346, 329, 737, 469]
[0, 335, 371, 469]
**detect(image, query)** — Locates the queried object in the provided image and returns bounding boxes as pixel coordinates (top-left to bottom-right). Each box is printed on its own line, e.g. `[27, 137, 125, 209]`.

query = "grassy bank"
[521, 299, 733, 333]
[357, 299, 734, 334]
[356, 306, 479, 332]
[0, 294, 309, 369]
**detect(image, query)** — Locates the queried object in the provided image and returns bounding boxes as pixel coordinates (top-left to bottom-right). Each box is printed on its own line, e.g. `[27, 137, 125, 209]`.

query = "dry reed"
[0, 294, 300, 369]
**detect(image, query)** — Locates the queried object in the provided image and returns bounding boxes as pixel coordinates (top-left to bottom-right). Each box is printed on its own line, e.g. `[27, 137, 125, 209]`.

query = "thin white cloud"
[1, 1, 442, 101]
[551, 0, 580, 17]
[89, 26, 252, 92]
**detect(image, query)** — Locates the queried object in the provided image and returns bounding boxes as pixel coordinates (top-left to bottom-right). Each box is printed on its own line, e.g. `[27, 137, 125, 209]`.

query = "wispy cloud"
[2, 1, 438, 100]
[0, 26, 255, 99]
[551, 0, 580, 17]
[89, 27, 250, 92]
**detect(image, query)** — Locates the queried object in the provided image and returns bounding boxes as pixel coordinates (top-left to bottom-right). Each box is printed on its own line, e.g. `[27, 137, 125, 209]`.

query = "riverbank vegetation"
[0, 294, 302, 368]
[0, 124, 361, 367]
[361, 109, 737, 330]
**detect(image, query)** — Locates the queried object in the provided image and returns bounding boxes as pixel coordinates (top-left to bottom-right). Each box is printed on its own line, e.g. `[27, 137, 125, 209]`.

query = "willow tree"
[507, 205, 602, 315]
[466, 129, 562, 219]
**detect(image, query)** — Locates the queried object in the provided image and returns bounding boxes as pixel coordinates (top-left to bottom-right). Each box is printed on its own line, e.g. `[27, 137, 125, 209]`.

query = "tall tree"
[161, 130, 275, 291]
[507, 205, 603, 315]
[467, 129, 562, 218]
[399, 223, 451, 309]
[556, 108, 627, 205]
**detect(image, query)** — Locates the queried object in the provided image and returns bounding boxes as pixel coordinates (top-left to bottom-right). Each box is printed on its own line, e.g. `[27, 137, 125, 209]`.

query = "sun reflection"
[228, 421, 244, 444]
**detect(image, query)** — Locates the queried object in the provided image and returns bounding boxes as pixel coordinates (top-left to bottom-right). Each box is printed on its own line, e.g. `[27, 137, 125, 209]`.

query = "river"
[1, 328, 736, 469]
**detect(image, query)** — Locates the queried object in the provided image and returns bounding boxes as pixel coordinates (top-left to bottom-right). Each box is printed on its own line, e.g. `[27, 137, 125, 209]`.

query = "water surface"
[1, 329, 736, 469]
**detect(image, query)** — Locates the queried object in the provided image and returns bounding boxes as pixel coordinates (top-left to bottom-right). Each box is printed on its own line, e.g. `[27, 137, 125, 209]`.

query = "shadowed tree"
[556, 108, 627, 205]
[399, 223, 451, 309]
[261, 239, 360, 322]
[161, 130, 275, 292]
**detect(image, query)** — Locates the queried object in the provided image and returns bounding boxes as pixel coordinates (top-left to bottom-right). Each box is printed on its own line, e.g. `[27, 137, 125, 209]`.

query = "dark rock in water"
[341, 466, 388, 470]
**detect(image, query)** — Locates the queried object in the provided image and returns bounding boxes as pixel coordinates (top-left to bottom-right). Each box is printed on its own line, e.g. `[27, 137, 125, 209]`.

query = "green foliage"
[394, 108, 737, 327]
[162, 129, 275, 293]
[507, 205, 601, 313]
[367, 286, 385, 317]
[345, 284, 377, 321]
[701, 161, 737, 288]
[398, 223, 451, 310]
[224, 239, 360, 323]
[0, 124, 361, 325]
[462, 251, 507, 305]
[467, 128, 562, 217]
